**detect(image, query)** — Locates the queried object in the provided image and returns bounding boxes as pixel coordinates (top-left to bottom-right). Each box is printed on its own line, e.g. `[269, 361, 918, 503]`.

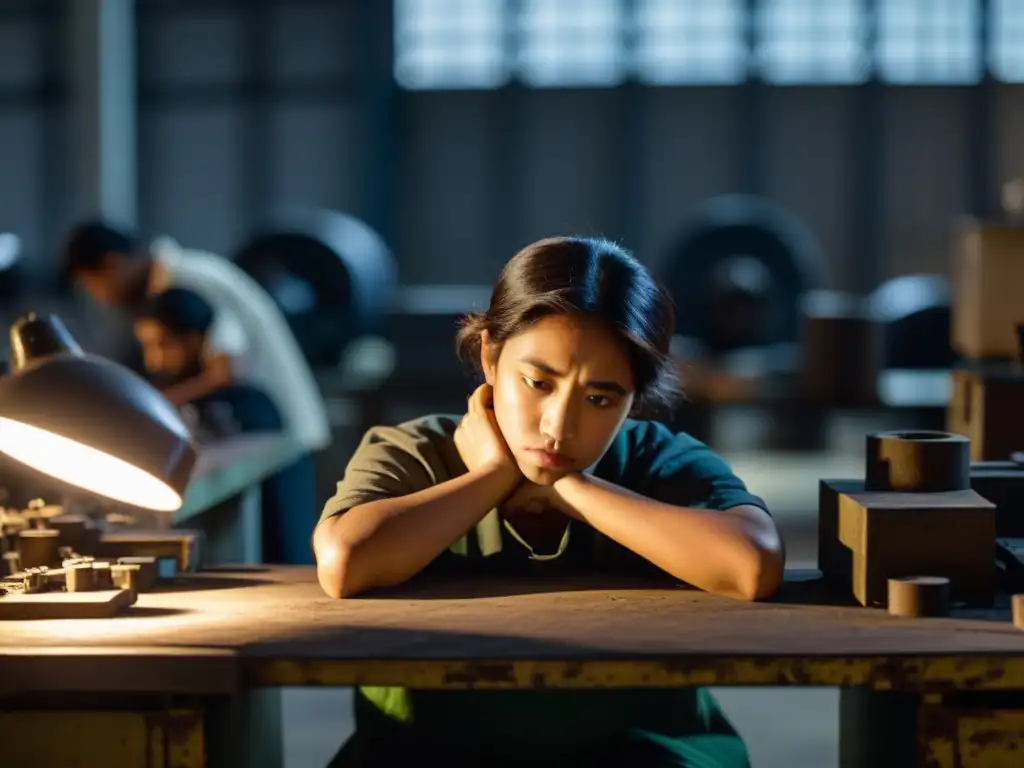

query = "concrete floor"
[281, 414, 883, 767]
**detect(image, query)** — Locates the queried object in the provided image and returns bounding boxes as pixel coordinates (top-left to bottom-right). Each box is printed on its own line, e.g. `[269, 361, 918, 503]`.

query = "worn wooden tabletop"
[3, 567, 1024, 697]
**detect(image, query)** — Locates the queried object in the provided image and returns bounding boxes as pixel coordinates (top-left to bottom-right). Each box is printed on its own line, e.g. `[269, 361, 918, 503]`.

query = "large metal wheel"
[232, 209, 398, 369]
[662, 195, 824, 354]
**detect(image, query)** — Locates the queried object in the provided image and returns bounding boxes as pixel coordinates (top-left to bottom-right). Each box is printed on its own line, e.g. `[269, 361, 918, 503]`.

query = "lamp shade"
[0, 314, 197, 511]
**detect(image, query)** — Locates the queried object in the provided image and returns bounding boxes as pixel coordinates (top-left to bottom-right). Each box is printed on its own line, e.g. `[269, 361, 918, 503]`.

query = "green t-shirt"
[320, 415, 768, 765]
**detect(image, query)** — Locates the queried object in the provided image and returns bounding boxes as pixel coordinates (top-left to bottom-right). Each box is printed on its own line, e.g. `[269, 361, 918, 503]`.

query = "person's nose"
[539, 392, 578, 448]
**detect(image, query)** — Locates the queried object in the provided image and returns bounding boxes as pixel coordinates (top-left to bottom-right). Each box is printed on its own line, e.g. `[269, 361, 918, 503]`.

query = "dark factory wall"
[0, 0, 1022, 296]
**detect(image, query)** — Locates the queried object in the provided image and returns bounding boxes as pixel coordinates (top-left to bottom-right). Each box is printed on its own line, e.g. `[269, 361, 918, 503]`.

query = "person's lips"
[527, 448, 573, 469]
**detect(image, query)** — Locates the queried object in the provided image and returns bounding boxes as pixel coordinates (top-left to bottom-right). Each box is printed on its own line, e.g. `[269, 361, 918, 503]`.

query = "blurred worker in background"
[134, 287, 316, 557]
[62, 219, 330, 564]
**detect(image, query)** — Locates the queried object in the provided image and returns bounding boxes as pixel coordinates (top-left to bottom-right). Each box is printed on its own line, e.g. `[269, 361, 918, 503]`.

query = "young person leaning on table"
[313, 237, 786, 768]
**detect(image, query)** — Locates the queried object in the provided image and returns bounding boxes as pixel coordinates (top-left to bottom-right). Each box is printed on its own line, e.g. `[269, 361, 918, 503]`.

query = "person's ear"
[479, 330, 496, 386]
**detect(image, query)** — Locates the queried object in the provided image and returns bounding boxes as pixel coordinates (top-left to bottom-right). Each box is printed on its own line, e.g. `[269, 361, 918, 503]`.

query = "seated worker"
[313, 237, 786, 768]
[135, 288, 316, 556]
[63, 220, 329, 563]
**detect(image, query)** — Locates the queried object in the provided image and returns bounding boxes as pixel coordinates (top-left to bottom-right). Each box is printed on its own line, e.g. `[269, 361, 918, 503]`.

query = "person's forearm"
[162, 355, 234, 407]
[554, 474, 784, 601]
[315, 464, 519, 598]
[162, 374, 222, 407]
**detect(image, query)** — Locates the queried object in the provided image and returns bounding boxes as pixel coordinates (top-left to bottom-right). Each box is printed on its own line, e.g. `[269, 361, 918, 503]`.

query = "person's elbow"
[732, 535, 785, 602]
[313, 519, 365, 598]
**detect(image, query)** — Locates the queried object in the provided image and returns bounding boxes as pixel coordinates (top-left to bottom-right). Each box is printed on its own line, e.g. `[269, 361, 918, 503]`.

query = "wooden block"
[0, 589, 131, 620]
[864, 431, 970, 492]
[115, 556, 157, 591]
[843, 488, 995, 607]
[887, 576, 951, 617]
[110, 564, 139, 604]
[17, 529, 59, 569]
[948, 368, 1024, 461]
[1014, 594, 1024, 630]
[820, 479, 996, 607]
[818, 479, 862, 593]
[951, 219, 1024, 359]
[65, 564, 96, 593]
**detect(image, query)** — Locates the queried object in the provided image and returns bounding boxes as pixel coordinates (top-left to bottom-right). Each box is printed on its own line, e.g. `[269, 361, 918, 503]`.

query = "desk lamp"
[0, 313, 197, 512]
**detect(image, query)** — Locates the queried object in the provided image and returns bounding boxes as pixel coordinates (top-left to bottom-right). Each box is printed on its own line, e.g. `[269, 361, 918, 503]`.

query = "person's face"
[134, 319, 203, 379]
[482, 314, 636, 486]
[75, 253, 141, 307]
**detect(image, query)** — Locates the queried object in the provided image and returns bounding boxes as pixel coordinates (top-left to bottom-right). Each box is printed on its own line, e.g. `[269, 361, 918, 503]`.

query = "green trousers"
[326, 689, 750, 768]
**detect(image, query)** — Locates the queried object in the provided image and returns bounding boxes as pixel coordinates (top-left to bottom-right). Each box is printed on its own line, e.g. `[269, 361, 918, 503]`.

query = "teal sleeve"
[631, 423, 770, 515]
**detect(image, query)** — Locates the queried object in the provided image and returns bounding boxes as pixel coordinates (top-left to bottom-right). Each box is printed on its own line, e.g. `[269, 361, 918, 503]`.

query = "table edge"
[242, 653, 1024, 692]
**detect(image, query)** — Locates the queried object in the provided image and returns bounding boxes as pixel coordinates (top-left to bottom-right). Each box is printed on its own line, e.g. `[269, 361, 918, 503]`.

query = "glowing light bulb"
[0, 418, 182, 511]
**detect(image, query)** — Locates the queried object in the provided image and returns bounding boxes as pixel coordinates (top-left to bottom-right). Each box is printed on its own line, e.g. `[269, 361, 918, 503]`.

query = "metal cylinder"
[18, 529, 60, 569]
[888, 576, 951, 617]
[2, 550, 19, 575]
[864, 430, 970, 493]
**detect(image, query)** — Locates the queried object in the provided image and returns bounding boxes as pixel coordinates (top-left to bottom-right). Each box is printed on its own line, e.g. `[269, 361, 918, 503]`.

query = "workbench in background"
[172, 434, 306, 566]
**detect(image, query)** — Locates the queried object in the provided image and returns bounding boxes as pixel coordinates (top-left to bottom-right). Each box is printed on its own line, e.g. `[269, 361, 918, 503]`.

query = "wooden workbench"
[3, 567, 1024, 678]
[2, 567, 1024, 766]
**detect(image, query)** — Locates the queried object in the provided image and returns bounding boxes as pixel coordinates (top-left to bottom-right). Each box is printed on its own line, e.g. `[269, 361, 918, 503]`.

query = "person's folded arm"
[553, 430, 784, 602]
[554, 475, 783, 601]
[313, 425, 517, 598]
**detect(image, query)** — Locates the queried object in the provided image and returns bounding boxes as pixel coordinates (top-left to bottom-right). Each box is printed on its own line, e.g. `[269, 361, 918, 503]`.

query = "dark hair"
[456, 236, 679, 416]
[137, 288, 215, 337]
[62, 219, 137, 276]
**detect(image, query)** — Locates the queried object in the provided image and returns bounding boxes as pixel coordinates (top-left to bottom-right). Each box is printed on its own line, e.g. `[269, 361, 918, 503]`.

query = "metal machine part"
[864, 430, 971, 493]
[233, 209, 399, 369]
[661, 194, 824, 355]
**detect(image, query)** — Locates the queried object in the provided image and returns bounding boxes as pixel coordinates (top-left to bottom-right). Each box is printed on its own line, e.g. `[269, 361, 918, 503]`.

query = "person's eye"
[522, 376, 550, 392]
[587, 394, 612, 408]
